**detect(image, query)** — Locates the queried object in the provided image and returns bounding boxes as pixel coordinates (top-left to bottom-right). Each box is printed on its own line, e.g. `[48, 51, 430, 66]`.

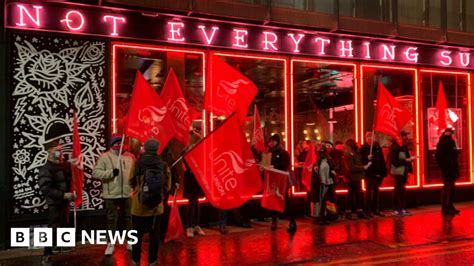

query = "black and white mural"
[10, 33, 108, 215]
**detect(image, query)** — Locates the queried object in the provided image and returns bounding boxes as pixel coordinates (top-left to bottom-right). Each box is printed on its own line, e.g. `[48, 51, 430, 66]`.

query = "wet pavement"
[2, 202, 474, 265]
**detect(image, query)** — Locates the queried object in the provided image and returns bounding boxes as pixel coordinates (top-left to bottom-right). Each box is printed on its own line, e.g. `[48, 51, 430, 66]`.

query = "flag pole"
[115, 134, 126, 168]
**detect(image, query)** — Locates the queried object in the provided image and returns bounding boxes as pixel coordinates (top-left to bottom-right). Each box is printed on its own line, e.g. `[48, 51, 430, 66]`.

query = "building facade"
[1, 0, 474, 249]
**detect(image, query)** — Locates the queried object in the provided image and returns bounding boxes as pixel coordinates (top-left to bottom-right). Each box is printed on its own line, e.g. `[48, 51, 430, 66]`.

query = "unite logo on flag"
[167, 98, 190, 130]
[210, 148, 256, 196]
[379, 104, 404, 132]
[205, 55, 258, 120]
[137, 106, 168, 135]
[183, 113, 262, 209]
[216, 79, 249, 113]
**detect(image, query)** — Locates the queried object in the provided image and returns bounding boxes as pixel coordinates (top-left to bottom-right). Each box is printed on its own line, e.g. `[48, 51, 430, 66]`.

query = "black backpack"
[138, 162, 165, 208]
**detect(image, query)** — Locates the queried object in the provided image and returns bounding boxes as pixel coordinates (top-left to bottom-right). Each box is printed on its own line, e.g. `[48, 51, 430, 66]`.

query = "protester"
[313, 146, 336, 225]
[92, 135, 135, 255]
[129, 138, 171, 266]
[435, 127, 460, 216]
[343, 139, 371, 220]
[360, 132, 387, 217]
[159, 147, 180, 242]
[267, 134, 295, 233]
[297, 140, 310, 163]
[183, 159, 205, 237]
[39, 141, 77, 266]
[389, 131, 417, 216]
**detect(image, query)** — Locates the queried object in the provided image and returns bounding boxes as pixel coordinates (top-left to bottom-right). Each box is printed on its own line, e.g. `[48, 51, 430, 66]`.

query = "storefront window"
[210, 54, 287, 154]
[112, 45, 205, 197]
[113, 46, 204, 138]
[361, 66, 419, 188]
[292, 60, 355, 192]
[420, 72, 471, 185]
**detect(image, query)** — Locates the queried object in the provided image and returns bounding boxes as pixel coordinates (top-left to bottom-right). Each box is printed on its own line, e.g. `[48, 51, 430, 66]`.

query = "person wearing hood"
[129, 139, 171, 266]
[436, 127, 460, 216]
[39, 141, 77, 266]
[92, 135, 135, 255]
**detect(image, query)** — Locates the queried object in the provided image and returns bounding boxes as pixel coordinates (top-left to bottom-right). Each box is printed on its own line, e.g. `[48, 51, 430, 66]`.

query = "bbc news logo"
[11, 228, 138, 247]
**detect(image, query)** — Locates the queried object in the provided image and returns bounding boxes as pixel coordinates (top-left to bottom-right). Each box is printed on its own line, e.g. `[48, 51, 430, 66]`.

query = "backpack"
[138, 162, 165, 208]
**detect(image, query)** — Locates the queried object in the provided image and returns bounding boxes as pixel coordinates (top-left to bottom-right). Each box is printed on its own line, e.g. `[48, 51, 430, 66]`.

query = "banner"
[125, 71, 175, 154]
[373, 81, 412, 145]
[261, 167, 289, 213]
[204, 55, 257, 120]
[183, 113, 262, 209]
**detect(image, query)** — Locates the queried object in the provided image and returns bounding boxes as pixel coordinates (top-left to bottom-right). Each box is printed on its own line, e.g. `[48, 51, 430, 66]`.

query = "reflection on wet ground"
[2, 202, 474, 265]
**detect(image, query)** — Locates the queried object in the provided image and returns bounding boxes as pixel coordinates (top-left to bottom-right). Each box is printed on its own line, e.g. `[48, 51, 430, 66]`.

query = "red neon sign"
[60, 10, 85, 32]
[8, 2, 474, 70]
[15, 4, 42, 27]
[103, 15, 126, 36]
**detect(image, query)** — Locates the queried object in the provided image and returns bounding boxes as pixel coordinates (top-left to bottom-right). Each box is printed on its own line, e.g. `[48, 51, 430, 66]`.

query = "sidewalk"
[1, 202, 474, 265]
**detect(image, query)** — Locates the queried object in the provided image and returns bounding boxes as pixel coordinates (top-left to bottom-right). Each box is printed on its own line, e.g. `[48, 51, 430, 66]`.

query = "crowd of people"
[37, 126, 460, 266]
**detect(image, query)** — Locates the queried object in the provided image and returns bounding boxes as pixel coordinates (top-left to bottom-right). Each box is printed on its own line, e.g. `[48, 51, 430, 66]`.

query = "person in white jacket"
[92, 135, 135, 256]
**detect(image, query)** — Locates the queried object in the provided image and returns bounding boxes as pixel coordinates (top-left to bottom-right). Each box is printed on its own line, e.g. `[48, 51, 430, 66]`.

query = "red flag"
[205, 55, 258, 120]
[160, 68, 194, 146]
[261, 168, 289, 212]
[71, 111, 83, 207]
[125, 71, 175, 154]
[252, 105, 265, 153]
[301, 143, 316, 192]
[164, 200, 185, 243]
[436, 81, 448, 133]
[373, 81, 412, 145]
[183, 113, 262, 209]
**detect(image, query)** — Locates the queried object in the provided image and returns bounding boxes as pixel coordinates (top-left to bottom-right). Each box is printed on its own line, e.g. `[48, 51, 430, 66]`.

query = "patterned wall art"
[10, 33, 108, 215]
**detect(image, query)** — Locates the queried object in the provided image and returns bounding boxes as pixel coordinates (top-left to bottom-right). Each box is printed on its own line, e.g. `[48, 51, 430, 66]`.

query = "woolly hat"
[110, 135, 122, 146]
[269, 134, 281, 144]
[144, 138, 160, 153]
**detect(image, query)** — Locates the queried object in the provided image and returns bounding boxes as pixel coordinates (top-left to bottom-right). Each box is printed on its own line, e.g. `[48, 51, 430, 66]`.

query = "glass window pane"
[421, 73, 470, 185]
[113, 46, 205, 199]
[272, 0, 306, 10]
[355, 0, 392, 21]
[361, 67, 418, 188]
[447, 0, 462, 31]
[466, 1, 474, 32]
[293, 61, 355, 192]
[429, 0, 441, 28]
[314, 0, 335, 14]
[339, 0, 355, 17]
[398, 0, 424, 26]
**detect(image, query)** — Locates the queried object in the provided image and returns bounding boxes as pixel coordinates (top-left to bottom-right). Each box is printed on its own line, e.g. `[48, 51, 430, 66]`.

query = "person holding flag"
[92, 135, 135, 255]
[267, 134, 296, 233]
[389, 131, 417, 216]
[343, 139, 371, 220]
[39, 141, 77, 266]
[360, 131, 387, 217]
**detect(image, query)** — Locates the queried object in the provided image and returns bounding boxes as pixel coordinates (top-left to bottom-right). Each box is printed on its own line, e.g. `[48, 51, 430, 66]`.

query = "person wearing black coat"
[389, 131, 416, 216]
[360, 132, 387, 217]
[38, 141, 77, 266]
[435, 127, 460, 216]
[268, 134, 295, 233]
[183, 159, 206, 237]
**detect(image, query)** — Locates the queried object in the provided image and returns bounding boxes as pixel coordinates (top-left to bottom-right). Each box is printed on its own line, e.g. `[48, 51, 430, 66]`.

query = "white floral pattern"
[11, 34, 107, 214]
